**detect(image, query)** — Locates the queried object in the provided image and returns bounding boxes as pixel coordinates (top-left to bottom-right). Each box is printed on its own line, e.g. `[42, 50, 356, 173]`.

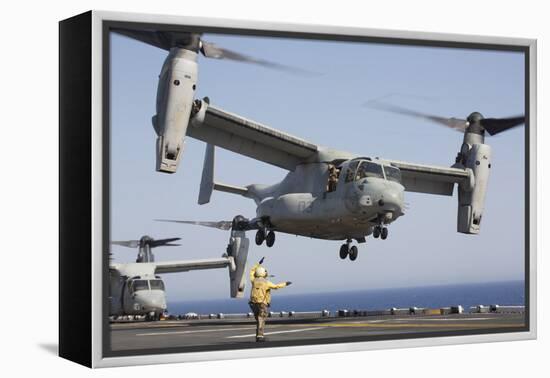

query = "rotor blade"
[480, 116, 525, 136]
[156, 219, 233, 231]
[150, 237, 182, 248]
[200, 41, 318, 76]
[113, 29, 198, 51]
[111, 240, 139, 248]
[366, 102, 468, 131]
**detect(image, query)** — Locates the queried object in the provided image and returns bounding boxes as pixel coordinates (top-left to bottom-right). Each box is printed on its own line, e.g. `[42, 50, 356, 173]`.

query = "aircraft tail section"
[198, 144, 249, 204]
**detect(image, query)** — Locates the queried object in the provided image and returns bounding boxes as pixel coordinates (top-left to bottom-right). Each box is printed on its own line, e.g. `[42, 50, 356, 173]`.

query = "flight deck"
[110, 308, 526, 351]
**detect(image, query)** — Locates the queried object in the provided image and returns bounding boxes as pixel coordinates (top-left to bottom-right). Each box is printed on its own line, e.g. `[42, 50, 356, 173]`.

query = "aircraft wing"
[189, 103, 319, 170]
[388, 160, 472, 196]
[154, 257, 232, 274]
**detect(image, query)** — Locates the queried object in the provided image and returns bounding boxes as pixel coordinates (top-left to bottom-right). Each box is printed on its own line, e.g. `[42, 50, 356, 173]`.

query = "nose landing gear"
[339, 239, 359, 261]
[373, 225, 389, 240]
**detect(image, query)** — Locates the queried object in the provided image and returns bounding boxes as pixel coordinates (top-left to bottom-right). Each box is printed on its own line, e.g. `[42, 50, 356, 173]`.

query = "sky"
[109, 30, 525, 303]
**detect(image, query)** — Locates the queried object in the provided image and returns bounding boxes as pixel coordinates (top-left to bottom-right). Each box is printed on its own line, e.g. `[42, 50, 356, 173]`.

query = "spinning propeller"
[156, 215, 255, 232]
[155, 220, 233, 231]
[368, 102, 525, 136]
[112, 236, 181, 249]
[113, 28, 314, 75]
[111, 236, 181, 263]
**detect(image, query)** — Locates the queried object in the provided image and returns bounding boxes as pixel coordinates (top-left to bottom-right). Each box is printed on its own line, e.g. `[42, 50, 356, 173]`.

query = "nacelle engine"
[456, 131, 492, 234]
[153, 48, 198, 173]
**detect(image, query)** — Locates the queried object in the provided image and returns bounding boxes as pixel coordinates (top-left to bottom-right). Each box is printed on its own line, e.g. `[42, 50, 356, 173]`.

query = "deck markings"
[392, 317, 503, 322]
[136, 327, 256, 336]
[313, 322, 522, 328]
[227, 327, 324, 339]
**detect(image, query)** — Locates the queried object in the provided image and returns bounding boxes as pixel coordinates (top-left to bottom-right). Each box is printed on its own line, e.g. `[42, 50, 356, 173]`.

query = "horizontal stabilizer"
[198, 144, 249, 204]
[213, 182, 248, 196]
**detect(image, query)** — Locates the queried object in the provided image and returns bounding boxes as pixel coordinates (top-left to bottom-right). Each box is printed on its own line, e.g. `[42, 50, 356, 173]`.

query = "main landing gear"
[373, 225, 388, 240]
[255, 229, 276, 247]
[339, 239, 358, 261]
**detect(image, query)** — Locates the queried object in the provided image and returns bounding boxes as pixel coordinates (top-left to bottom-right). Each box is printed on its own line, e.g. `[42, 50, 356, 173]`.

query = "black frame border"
[59, 11, 93, 367]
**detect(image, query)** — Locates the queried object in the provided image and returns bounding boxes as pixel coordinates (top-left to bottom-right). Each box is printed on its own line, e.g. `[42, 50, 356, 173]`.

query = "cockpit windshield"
[344, 161, 360, 182]
[355, 161, 384, 180]
[384, 166, 402, 183]
[149, 279, 165, 291]
[132, 279, 149, 292]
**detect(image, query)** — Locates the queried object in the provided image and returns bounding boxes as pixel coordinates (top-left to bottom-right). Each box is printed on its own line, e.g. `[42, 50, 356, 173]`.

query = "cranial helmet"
[254, 266, 267, 278]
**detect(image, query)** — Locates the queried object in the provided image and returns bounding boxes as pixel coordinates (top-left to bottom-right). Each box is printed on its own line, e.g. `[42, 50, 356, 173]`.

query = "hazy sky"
[109, 31, 525, 303]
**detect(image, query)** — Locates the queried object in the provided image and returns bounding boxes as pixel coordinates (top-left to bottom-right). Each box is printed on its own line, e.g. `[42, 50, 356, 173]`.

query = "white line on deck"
[226, 327, 324, 339]
[392, 317, 495, 322]
[137, 327, 256, 336]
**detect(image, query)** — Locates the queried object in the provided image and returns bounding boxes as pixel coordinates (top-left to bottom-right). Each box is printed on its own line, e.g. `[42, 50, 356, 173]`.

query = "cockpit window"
[356, 161, 384, 180]
[384, 166, 402, 183]
[149, 279, 165, 291]
[132, 279, 149, 292]
[345, 161, 360, 182]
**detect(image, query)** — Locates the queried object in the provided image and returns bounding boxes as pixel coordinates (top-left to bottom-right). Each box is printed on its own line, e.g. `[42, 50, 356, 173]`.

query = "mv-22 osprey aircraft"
[109, 235, 249, 320]
[115, 28, 525, 261]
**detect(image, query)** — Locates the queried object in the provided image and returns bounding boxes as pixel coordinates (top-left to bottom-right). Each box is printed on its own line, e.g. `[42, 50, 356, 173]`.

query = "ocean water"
[168, 280, 525, 315]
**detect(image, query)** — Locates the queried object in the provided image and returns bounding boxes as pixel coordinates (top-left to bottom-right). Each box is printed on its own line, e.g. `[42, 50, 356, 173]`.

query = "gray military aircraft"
[109, 235, 248, 320]
[157, 98, 524, 261]
[116, 28, 525, 261]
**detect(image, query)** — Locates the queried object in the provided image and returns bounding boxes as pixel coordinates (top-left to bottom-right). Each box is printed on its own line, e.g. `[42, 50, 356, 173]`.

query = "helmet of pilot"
[254, 266, 267, 278]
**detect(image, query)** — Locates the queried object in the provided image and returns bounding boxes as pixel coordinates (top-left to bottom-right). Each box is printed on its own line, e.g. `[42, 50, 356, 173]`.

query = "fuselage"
[109, 264, 167, 317]
[254, 158, 405, 241]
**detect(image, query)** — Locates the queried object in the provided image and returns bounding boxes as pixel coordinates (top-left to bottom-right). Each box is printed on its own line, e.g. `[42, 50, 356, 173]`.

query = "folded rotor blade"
[367, 102, 468, 131]
[156, 219, 233, 231]
[201, 41, 318, 76]
[111, 240, 140, 248]
[480, 116, 525, 136]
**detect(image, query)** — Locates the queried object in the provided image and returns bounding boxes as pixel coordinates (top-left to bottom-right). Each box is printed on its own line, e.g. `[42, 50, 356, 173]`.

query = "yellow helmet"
[254, 266, 267, 278]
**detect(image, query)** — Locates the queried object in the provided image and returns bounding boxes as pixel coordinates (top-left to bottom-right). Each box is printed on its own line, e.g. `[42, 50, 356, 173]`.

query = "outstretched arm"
[267, 281, 291, 290]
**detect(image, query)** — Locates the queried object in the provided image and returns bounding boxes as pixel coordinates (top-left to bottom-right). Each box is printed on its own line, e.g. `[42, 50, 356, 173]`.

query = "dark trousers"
[249, 302, 268, 338]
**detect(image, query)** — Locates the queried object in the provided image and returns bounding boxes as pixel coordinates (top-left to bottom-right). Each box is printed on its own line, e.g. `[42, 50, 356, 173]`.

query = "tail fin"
[198, 144, 215, 205]
[198, 144, 248, 205]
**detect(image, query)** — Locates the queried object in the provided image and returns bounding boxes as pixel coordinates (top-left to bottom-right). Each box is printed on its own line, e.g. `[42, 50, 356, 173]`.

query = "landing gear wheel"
[266, 231, 276, 247]
[349, 246, 358, 261]
[255, 229, 266, 245]
[373, 226, 381, 239]
[339, 244, 349, 259]
[381, 227, 388, 240]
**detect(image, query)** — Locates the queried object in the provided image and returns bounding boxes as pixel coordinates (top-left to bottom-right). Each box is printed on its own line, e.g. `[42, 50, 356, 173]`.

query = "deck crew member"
[249, 257, 291, 342]
[327, 164, 339, 192]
